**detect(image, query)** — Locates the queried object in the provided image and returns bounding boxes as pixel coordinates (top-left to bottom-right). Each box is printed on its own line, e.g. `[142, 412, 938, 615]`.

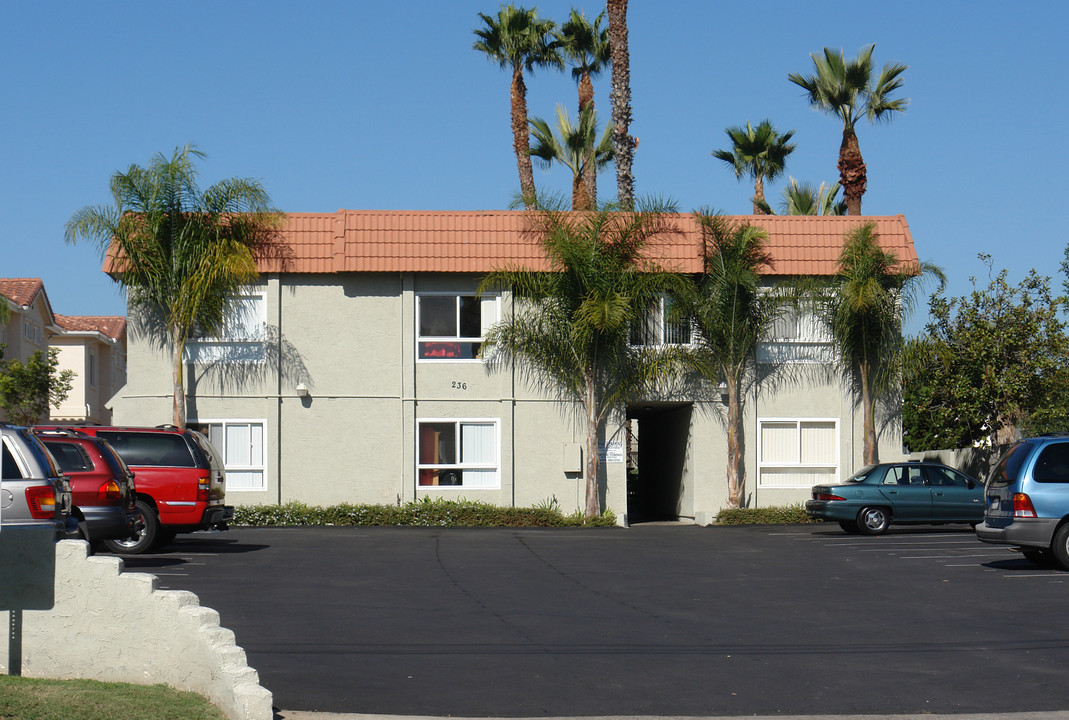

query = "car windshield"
[843, 465, 876, 483]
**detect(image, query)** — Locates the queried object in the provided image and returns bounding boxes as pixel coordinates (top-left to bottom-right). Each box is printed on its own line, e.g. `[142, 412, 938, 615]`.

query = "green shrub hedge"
[233, 497, 618, 528]
[714, 504, 817, 525]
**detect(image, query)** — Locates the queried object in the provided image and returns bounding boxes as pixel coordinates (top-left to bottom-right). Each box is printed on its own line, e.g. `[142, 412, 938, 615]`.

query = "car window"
[44, 442, 93, 472]
[1, 441, 23, 479]
[96, 431, 195, 467]
[988, 442, 1031, 487]
[924, 466, 969, 487]
[1032, 442, 1069, 483]
[845, 465, 876, 483]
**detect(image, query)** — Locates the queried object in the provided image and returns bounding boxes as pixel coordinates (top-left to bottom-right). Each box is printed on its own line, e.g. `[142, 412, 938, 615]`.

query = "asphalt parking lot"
[117, 524, 1069, 717]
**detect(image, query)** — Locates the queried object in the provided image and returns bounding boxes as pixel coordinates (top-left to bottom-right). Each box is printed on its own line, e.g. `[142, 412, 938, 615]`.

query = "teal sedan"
[805, 461, 984, 535]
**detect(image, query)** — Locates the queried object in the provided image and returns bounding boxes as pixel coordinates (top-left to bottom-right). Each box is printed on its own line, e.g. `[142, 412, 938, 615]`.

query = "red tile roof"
[54, 315, 127, 341]
[0, 278, 46, 307]
[107, 211, 919, 277]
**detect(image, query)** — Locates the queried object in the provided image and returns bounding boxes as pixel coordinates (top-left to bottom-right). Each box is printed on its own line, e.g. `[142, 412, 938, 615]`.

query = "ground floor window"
[418, 419, 499, 488]
[190, 419, 266, 491]
[757, 418, 838, 488]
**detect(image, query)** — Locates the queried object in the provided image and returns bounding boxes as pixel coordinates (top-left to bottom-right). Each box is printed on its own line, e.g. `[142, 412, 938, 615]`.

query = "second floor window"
[757, 308, 833, 364]
[186, 293, 267, 364]
[417, 294, 497, 361]
[631, 297, 691, 347]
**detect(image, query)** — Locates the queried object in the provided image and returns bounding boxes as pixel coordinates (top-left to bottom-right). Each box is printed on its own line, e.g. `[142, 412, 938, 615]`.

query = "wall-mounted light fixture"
[295, 382, 310, 399]
[716, 381, 729, 404]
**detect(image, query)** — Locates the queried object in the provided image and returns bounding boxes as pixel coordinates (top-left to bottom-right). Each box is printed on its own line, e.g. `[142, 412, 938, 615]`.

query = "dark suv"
[40, 425, 233, 553]
[34, 428, 136, 545]
[977, 435, 1069, 568]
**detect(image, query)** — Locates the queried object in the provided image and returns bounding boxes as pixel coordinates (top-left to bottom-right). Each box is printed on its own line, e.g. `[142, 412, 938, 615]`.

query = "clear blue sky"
[3, 1, 1066, 335]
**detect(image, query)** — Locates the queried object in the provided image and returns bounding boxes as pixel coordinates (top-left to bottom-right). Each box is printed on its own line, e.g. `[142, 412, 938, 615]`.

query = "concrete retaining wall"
[1, 538, 272, 720]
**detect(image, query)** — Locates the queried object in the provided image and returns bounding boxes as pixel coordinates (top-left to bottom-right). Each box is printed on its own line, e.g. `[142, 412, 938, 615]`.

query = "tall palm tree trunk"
[579, 72, 597, 206]
[511, 67, 537, 208]
[725, 368, 745, 507]
[607, 0, 634, 209]
[584, 369, 601, 518]
[753, 177, 766, 215]
[838, 129, 867, 216]
[860, 363, 878, 464]
[171, 325, 187, 429]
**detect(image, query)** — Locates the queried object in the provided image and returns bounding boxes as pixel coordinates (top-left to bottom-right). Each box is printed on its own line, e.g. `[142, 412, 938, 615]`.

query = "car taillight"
[197, 475, 210, 502]
[98, 480, 122, 501]
[817, 492, 846, 502]
[1013, 493, 1038, 518]
[25, 486, 57, 519]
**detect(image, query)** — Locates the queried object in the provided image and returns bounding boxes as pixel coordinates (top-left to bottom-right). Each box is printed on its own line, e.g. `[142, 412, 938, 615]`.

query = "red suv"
[34, 428, 136, 546]
[39, 425, 233, 553]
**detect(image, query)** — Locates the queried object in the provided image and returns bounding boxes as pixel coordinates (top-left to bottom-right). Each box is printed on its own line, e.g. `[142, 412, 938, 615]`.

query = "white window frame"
[757, 307, 834, 364]
[630, 296, 692, 347]
[185, 292, 267, 364]
[416, 293, 499, 363]
[756, 418, 839, 489]
[190, 418, 267, 492]
[417, 417, 500, 489]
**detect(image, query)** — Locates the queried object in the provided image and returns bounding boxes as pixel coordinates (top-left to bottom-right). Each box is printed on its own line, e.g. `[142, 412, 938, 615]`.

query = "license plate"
[988, 496, 1000, 510]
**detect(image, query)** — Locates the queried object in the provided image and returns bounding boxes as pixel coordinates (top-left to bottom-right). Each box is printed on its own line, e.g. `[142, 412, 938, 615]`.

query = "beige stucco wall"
[111, 270, 905, 522]
[0, 534, 271, 720]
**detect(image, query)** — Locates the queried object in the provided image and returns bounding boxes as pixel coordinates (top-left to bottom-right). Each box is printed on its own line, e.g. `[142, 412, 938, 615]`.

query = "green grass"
[0, 676, 226, 720]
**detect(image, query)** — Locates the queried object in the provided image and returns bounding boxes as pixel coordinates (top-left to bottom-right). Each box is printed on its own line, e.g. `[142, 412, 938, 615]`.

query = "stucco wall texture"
[0, 538, 271, 720]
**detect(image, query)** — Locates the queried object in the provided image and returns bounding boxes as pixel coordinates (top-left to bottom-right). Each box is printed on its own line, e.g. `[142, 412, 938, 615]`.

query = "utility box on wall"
[563, 443, 582, 474]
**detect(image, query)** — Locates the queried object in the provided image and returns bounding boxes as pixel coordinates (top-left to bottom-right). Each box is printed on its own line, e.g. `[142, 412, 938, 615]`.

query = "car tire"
[838, 519, 860, 534]
[1023, 548, 1056, 567]
[1051, 523, 1069, 570]
[857, 506, 891, 535]
[154, 528, 178, 551]
[102, 500, 159, 555]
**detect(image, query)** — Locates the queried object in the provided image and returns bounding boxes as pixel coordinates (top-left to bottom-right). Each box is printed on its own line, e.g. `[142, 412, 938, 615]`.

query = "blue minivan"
[977, 436, 1069, 568]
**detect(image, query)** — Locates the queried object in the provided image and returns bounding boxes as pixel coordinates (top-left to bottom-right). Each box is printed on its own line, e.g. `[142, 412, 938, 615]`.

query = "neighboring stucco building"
[108, 211, 916, 523]
[0, 278, 128, 425]
[50, 315, 127, 424]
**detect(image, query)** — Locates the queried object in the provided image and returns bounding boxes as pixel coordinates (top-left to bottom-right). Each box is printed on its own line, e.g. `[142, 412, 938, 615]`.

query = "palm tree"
[755, 178, 846, 216]
[819, 224, 943, 464]
[789, 44, 908, 216]
[479, 199, 680, 517]
[474, 5, 560, 209]
[65, 145, 284, 429]
[712, 120, 796, 215]
[673, 213, 786, 507]
[606, 0, 634, 209]
[558, 9, 610, 204]
[529, 104, 614, 210]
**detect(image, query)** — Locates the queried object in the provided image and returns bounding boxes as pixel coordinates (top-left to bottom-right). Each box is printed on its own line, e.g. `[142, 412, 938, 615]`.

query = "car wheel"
[102, 500, 159, 555]
[1051, 523, 1069, 570]
[1023, 549, 1056, 567]
[838, 519, 860, 534]
[154, 528, 178, 551]
[857, 506, 891, 535]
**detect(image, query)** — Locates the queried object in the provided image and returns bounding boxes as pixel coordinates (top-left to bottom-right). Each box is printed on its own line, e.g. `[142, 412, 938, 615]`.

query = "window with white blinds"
[418, 419, 499, 488]
[191, 420, 266, 491]
[757, 419, 838, 487]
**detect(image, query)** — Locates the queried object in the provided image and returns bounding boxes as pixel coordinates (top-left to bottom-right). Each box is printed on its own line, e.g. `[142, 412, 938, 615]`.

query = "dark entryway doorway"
[625, 403, 692, 524]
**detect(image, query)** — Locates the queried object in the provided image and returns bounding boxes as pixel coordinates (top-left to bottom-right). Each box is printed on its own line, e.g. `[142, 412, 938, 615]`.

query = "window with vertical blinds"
[418, 419, 499, 488]
[189, 420, 266, 491]
[757, 419, 838, 487]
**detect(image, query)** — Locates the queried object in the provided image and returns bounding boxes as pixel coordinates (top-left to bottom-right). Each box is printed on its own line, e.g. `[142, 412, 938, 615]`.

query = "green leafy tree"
[65, 145, 284, 429]
[474, 5, 561, 209]
[789, 44, 907, 216]
[712, 120, 796, 215]
[479, 198, 680, 517]
[819, 224, 943, 464]
[529, 104, 614, 210]
[0, 346, 74, 425]
[672, 213, 789, 507]
[557, 9, 610, 204]
[606, 0, 634, 209]
[903, 258, 1069, 450]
